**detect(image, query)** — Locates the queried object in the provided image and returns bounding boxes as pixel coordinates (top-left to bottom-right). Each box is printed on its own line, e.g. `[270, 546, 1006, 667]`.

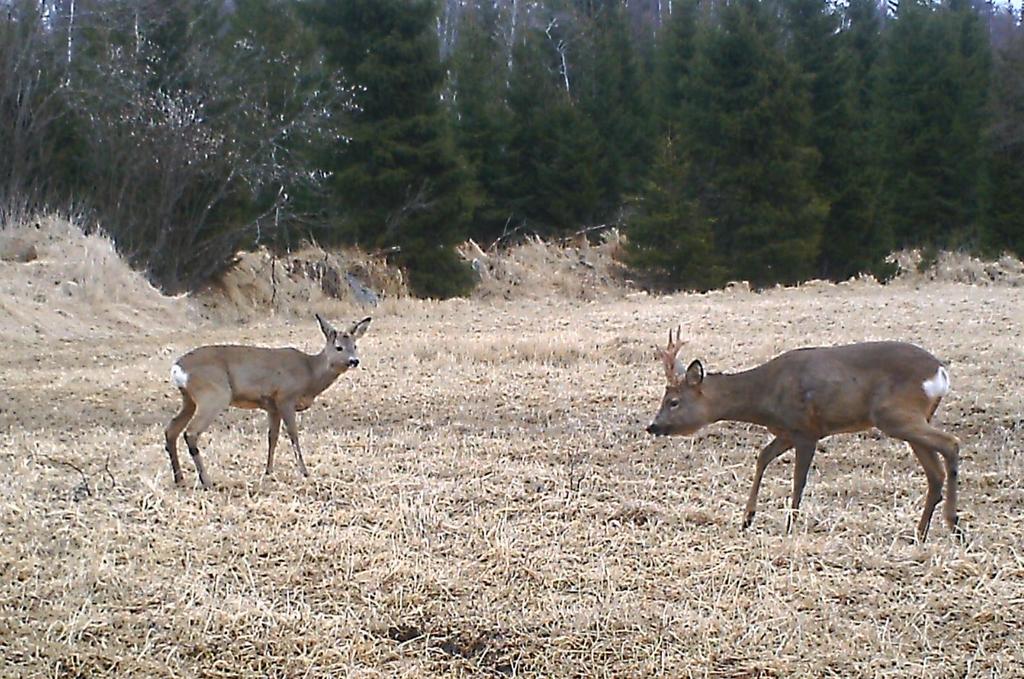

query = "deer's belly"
[825, 418, 874, 435]
[232, 397, 274, 410]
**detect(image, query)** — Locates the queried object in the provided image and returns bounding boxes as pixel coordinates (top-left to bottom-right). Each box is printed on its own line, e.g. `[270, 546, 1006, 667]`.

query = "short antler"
[660, 325, 685, 386]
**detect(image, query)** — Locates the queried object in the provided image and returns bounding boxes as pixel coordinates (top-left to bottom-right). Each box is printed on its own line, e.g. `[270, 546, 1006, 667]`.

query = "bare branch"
[44, 456, 92, 501]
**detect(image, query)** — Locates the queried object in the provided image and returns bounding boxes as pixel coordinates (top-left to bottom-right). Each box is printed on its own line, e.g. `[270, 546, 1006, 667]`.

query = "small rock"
[0, 236, 38, 263]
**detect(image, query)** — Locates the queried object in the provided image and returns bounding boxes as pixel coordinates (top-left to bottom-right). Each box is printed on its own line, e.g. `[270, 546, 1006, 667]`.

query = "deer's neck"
[704, 368, 774, 427]
[307, 352, 344, 396]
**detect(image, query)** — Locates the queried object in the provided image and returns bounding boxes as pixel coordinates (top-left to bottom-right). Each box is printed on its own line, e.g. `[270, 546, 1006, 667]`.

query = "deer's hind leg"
[787, 437, 819, 534]
[876, 411, 962, 540]
[909, 443, 945, 542]
[265, 409, 282, 476]
[183, 382, 231, 489]
[165, 390, 196, 485]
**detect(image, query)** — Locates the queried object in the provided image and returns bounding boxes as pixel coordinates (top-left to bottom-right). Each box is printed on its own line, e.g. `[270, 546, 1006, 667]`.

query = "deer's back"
[760, 341, 946, 434]
[772, 341, 943, 379]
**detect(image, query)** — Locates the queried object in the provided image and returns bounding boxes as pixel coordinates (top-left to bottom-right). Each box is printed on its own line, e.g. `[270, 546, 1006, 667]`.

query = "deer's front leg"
[280, 404, 309, 478]
[743, 436, 793, 529]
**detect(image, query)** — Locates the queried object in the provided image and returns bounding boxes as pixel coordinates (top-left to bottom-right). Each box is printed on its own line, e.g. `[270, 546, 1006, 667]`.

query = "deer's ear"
[315, 313, 337, 341]
[349, 316, 371, 339]
[685, 359, 704, 387]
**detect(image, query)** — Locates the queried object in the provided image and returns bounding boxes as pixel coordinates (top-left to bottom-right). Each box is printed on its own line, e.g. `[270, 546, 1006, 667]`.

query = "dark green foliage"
[449, 5, 514, 242]
[779, 0, 885, 281]
[401, 245, 479, 299]
[499, 29, 601, 235]
[817, 0, 894, 279]
[576, 1, 654, 214]
[675, 0, 826, 287]
[303, 0, 474, 298]
[653, 0, 701, 132]
[983, 20, 1024, 258]
[626, 135, 721, 290]
[873, 0, 991, 249]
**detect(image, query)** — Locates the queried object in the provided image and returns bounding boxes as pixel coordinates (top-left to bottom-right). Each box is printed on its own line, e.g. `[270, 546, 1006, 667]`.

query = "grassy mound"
[0, 214, 187, 341]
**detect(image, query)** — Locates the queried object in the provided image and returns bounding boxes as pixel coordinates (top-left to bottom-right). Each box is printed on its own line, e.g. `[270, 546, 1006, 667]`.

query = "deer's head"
[646, 326, 711, 436]
[316, 314, 371, 372]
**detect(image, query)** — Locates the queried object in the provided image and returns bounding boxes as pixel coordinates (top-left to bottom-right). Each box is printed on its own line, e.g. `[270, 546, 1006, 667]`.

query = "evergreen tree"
[450, 5, 513, 242]
[653, 0, 701, 134]
[873, 0, 991, 248]
[499, 28, 600, 235]
[984, 20, 1024, 257]
[627, 134, 721, 290]
[779, 0, 886, 280]
[576, 0, 653, 216]
[679, 0, 825, 286]
[303, 0, 475, 298]
[818, 0, 893, 279]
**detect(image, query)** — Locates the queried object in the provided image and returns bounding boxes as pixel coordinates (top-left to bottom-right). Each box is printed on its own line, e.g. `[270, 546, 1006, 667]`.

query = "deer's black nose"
[646, 423, 660, 435]
[348, 358, 360, 368]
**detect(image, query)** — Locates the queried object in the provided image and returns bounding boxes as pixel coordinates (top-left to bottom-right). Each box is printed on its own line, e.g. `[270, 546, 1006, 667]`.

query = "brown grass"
[1, 220, 1023, 677]
[890, 248, 1024, 287]
[0, 214, 187, 341]
[458, 230, 631, 301]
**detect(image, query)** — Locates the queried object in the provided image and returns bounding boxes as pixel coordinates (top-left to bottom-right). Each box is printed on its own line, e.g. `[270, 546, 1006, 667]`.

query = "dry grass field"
[2, 225, 1024, 677]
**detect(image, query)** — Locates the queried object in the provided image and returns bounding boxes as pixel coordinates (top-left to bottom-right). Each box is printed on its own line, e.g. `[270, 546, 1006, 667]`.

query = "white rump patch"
[170, 363, 189, 389]
[922, 366, 950, 400]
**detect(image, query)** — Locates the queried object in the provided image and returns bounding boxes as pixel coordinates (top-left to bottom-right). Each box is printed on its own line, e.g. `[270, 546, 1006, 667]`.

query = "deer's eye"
[669, 399, 680, 409]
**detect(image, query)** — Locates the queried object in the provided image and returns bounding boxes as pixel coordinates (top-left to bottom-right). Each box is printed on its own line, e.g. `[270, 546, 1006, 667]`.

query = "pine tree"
[679, 0, 825, 286]
[576, 0, 653, 216]
[499, 28, 600, 235]
[873, 0, 991, 248]
[778, 0, 885, 281]
[450, 5, 512, 242]
[653, 0, 701, 134]
[984, 19, 1024, 257]
[303, 0, 475, 298]
[627, 134, 720, 290]
[817, 0, 893, 279]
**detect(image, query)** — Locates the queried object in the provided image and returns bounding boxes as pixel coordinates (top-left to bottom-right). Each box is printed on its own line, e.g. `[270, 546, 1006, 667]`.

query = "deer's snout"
[348, 358, 360, 368]
[646, 423, 664, 436]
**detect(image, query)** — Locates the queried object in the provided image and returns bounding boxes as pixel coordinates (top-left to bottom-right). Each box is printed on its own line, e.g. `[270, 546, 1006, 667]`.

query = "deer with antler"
[164, 315, 371, 489]
[646, 328, 962, 541]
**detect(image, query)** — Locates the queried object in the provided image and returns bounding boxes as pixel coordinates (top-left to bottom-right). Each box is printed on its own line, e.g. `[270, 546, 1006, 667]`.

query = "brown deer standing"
[164, 315, 371, 488]
[646, 328, 962, 541]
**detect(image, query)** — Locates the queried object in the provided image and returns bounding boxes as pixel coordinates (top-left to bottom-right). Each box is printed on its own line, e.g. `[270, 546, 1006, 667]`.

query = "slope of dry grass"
[0, 215, 188, 342]
[1, 277, 1023, 677]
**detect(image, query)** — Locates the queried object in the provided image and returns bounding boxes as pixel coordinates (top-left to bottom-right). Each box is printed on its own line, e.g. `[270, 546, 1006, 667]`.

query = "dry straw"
[1, 217, 1023, 677]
